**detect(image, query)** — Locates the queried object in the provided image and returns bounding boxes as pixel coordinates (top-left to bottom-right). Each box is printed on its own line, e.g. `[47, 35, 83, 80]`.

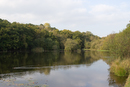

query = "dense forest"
[0, 18, 130, 57]
[0, 18, 100, 52]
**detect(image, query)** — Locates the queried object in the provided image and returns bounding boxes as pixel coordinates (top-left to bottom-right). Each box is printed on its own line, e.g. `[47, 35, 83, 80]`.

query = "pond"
[0, 51, 127, 87]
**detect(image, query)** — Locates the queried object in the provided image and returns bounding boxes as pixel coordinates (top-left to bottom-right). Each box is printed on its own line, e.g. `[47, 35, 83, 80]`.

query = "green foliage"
[64, 38, 80, 51]
[114, 27, 130, 57]
[108, 26, 130, 57]
[34, 38, 45, 48]
[60, 29, 73, 38]
[0, 18, 101, 51]
[44, 23, 51, 28]
[88, 38, 103, 50]
[101, 24, 130, 58]
[126, 23, 130, 28]
[52, 40, 60, 50]
[101, 34, 116, 51]
[84, 40, 90, 49]
[99, 23, 130, 86]
[72, 31, 85, 49]
[44, 38, 54, 50]
[83, 31, 101, 50]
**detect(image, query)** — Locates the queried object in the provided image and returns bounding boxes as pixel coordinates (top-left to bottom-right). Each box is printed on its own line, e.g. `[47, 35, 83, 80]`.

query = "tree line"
[1, 18, 129, 57]
[0, 18, 100, 51]
[81, 21, 130, 58]
[100, 22, 130, 58]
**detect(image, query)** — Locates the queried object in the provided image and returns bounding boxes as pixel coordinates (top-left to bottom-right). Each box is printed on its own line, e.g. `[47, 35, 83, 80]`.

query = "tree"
[101, 33, 116, 50]
[64, 38, 80, 51]
[84, 40, 91, 49]
[126, 23, 130, 28]
[111, 27, 130, 57]
[60, 29, 73, 38]
[126, 21, 130, 28]
[44, 23, 51, 29]
[72, 31, 84, 49]
[0, 18, 103, 51]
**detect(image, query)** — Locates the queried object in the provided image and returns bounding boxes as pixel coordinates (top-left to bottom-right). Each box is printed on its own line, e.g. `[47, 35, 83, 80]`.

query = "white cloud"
[89, 4, 117, 21]
[0, 0, 130, 37]
[72, 8, 87, 13]
[90, 4, 116, 13]
[0, 0, 86, 22]
[0, 13, 36, 23]
[89, 4, 130, 23]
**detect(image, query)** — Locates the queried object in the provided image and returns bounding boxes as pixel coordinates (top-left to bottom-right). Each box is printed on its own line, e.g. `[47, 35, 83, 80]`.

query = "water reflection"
[108, 72, 127, 87]
[0, 51, 127, 87]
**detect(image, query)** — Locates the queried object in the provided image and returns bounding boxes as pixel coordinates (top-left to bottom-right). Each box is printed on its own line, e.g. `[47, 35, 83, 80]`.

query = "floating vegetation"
[0, 77, 49, 87]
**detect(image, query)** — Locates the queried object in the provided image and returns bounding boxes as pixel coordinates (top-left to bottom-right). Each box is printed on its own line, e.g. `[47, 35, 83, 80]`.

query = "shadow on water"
[0, 51, 127, 87]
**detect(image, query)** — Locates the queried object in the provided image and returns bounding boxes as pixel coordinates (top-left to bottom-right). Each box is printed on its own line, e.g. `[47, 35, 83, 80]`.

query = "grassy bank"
[125, 75, 130, 87]
[110, 58, 130, 86]
[110, 58, 130, 76]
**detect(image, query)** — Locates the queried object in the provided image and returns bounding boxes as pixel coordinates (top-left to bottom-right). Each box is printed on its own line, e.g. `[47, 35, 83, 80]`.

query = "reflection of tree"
[0, 52, 87, 75]
[90, 51, 110, 59]
[0, 51, 111, 75]
[108, 72, 127, 87]
[88, 51, 111, 65]
[84, 51, 103, 66]
[0, 51, 128, 87]
[84, 51, 95, 66]
[1, 51, 129, 87]
[63, 52, 81, 64]
[0, 51, 111, 73]
[39, 68, 51, 75]
[84, 51, 91, 59]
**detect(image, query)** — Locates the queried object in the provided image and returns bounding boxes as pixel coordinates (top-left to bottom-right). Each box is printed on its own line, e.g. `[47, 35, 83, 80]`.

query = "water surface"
[0, 51, 127, 87]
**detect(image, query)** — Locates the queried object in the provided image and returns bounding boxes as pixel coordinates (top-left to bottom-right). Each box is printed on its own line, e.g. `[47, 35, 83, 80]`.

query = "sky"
[0, 0, 130, 37]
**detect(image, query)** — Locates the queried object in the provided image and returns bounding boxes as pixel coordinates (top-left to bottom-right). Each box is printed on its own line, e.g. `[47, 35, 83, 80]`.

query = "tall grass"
[125, 75, 130, 87]
[110, 58, 130, 76]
